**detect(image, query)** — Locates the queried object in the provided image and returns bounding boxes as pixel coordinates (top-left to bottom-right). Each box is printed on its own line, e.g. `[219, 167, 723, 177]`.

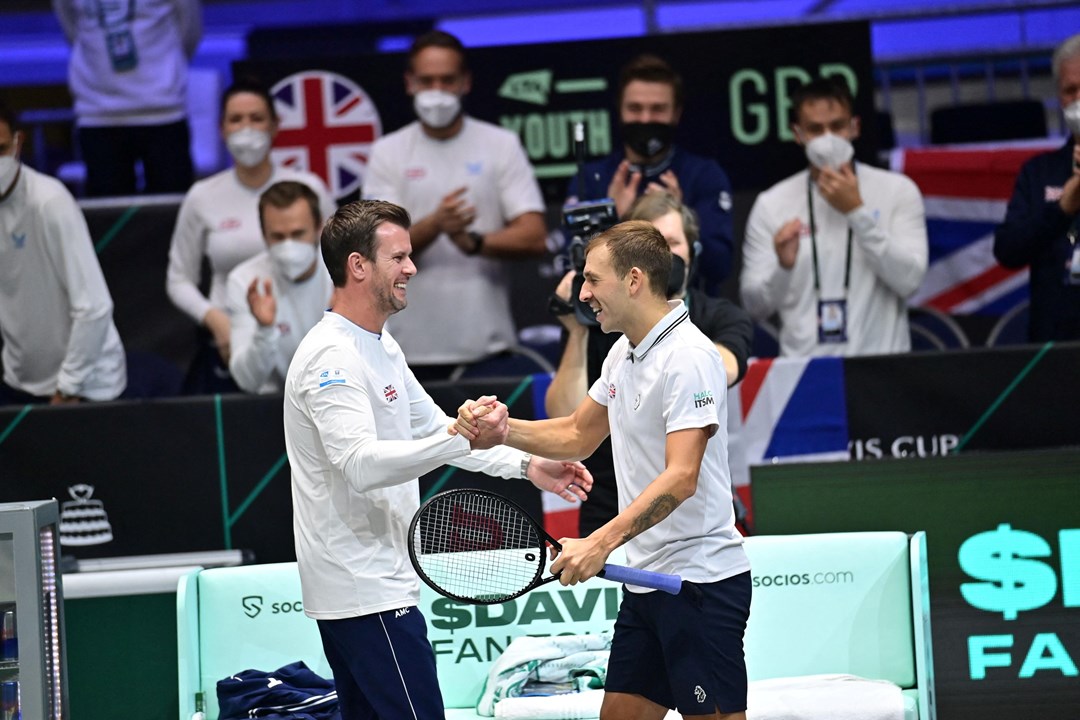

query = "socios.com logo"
[242, 595, 264, 618]
[751, 569, 855, 589]
[241, 595, 305, 619]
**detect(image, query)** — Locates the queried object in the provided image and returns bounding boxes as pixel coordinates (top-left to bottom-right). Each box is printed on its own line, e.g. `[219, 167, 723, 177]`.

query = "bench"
[177, 530, 934, 720]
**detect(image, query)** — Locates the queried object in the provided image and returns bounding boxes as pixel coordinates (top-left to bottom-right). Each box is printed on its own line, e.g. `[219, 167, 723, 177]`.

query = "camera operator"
[546, 192, 752, 535]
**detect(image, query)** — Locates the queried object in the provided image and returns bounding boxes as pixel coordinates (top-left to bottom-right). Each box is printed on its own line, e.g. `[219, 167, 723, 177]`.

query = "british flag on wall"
[271, 71, 382, 201]
[893, 139, 1059, 315]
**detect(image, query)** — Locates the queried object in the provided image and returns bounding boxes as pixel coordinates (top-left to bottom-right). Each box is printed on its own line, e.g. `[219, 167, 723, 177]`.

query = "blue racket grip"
[600, 564, 682, 595]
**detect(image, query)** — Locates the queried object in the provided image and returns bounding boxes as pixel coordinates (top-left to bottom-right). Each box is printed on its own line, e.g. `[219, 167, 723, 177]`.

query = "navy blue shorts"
[317, 607, 445, 720]
[605, 571, 752, 715]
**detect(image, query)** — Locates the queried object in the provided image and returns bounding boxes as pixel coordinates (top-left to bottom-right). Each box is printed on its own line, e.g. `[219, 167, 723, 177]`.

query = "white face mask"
[269, 240, 317, 281]
[413, 89, 461, 129]
[226, 127, 272, 168]
[804, 132, 855, 171]
[0, 137, 21, 195]
[1064, 100, 1080, 137]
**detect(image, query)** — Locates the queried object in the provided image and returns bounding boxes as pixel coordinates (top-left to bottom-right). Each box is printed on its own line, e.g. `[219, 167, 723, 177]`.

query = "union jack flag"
[271, 71, 382, 201]
[894, 140, 1059, 316]
[384, 385, 398, 403]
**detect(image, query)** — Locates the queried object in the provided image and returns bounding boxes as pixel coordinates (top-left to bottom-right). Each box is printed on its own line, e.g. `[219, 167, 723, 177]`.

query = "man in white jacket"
[227, 181, 334, 394]
[740, 76, 928, 357]
[0, 100, 126, 406]
[283, 199, 592, 720]
[54, 0, 202, 197]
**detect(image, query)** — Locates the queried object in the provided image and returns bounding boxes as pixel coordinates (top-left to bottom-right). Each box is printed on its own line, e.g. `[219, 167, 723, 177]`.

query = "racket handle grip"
[600, 564, 683, 595]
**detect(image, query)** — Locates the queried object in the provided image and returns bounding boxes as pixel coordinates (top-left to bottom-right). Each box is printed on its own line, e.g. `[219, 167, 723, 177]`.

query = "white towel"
[494, 689, 605, 719]
[661, 674, 905, 720]
[478, 634, 612, 716]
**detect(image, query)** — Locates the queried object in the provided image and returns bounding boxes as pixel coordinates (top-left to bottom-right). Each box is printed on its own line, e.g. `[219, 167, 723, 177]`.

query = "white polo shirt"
[588, 301, 749, 589]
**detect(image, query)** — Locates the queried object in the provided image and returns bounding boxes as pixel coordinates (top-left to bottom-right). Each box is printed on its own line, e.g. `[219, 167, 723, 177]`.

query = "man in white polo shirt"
[362, 30, 546, 380]
[456, 220, 751, 720]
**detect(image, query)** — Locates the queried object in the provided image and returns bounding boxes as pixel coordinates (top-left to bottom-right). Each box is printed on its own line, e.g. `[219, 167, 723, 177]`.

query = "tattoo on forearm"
[623, 494, 680, 543]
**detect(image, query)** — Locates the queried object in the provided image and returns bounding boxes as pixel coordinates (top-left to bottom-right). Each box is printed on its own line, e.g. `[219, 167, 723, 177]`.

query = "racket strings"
[413, 491, 546, 602]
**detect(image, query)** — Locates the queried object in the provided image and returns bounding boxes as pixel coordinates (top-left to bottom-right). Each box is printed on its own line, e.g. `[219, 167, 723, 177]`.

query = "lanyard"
[806, 175, 853, 297]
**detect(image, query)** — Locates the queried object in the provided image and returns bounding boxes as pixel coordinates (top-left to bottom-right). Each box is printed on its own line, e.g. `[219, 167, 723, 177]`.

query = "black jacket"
[993, 138, 1080, 341]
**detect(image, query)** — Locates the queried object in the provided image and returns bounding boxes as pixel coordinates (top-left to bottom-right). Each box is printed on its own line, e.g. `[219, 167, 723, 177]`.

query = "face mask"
[413, 89, 461, 129]
[1064, 100, 1080, 137]
[226, 127, 272, 168]
[804, 132, 855, 171]
[0, 137, 21, 195]
[622, 122, 675, 160]
[269, 240, 317, 281]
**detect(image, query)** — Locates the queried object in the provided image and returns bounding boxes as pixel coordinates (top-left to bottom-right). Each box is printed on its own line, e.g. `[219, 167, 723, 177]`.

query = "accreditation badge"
[818, 299, 848, 344]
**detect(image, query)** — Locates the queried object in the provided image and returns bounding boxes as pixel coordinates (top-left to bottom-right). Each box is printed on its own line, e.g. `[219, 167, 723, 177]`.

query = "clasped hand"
[450, 395, 508, 449]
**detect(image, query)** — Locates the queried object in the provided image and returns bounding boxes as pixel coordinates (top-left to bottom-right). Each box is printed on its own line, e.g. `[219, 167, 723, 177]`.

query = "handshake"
[448, 394, 508, 450]
[447, 395, 593, 504]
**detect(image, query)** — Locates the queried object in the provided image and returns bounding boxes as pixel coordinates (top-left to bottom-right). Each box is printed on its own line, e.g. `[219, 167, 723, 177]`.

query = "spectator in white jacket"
[227, 181, 334, 394]
[0, 100, 126, 406]
[740, 77, 927, 357]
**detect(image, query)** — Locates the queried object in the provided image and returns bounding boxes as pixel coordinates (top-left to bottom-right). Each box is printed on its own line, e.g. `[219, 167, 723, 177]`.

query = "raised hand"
[773, 218, 802, 270]
[645, 169, 682, 203]
[1060, 145, 1080, 216]
[246, 277, 277, 328]
[524, 456, 593, 503]
[607, 160, 642, 218]
[817, 164, 862, 214]
[435, 186, 476, 237]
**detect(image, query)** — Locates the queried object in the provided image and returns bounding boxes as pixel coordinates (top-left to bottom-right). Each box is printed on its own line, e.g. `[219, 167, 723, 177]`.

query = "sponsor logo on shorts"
[394, 607, 411, 618]
[694, 685, 706, 703]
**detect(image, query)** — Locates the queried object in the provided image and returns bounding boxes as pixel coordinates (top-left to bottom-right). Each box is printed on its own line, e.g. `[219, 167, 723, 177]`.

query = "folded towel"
[661, 674, 905, 720]
[494, 689, 605, 719]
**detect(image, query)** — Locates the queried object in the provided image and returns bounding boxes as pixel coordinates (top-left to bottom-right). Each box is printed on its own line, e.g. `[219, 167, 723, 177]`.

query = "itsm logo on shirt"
[693, 390, 715, 409]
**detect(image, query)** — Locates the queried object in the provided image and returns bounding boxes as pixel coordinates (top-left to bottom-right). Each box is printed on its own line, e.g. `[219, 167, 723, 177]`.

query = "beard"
[373, 279, 406, 316]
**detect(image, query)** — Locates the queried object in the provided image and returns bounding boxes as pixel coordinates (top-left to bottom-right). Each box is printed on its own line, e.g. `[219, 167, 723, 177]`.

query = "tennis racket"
[408, 488, 683, 604]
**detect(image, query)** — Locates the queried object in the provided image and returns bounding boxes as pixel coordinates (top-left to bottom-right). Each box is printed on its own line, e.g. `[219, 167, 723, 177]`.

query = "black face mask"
[622, 122, 675, 160]
[666, 253, 687, 299]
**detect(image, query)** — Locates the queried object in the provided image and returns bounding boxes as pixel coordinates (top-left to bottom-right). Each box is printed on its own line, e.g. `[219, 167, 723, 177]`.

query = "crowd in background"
[1, 0, 1079, 409]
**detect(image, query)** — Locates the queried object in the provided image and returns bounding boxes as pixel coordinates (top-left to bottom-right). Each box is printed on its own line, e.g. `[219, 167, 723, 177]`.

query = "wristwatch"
[520, 453, 532, 479]
[465, 231, 485, 256]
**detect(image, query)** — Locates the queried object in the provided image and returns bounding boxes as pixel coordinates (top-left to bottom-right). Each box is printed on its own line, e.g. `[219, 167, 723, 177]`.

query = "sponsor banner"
[752, 449, 1080, 720]
[235, 21, 875, 201]
[420, 580, 620, 703]
[0, 378, 541, 563]
[844, 343, 1080, 457]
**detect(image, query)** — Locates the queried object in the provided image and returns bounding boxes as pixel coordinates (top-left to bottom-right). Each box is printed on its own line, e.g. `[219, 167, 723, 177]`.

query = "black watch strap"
[466, 231, 485, 255]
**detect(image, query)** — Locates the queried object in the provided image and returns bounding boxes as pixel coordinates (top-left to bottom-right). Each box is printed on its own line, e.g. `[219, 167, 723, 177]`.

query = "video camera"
[560, 198, 618, 327]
